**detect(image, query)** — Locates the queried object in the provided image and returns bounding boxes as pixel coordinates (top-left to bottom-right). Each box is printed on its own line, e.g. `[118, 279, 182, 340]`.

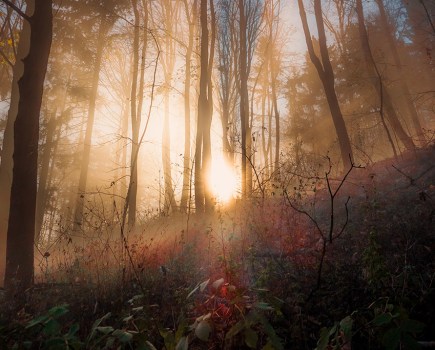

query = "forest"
[0, 0, 434, 349]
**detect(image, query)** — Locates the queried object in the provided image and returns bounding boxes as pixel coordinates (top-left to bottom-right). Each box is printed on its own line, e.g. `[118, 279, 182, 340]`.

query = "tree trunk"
[0, 1, 33, 288]
[355, 0, 415, 152]
[180, 0, 196, 213]
[73, 16, 109, 231]
[297, 0, 353, 169]
[375, 0, 425, 142]
[35, 115, 57, 243]
[239, 0, 250, 196]
[271, 69, 280, 176]
[5, 0, 53, 289]
[195, 0, 210, 213]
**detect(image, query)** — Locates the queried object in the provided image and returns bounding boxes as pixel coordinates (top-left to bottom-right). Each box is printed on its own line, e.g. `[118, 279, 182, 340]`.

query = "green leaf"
[26, 314, 49, 328]
[86, 312, 111, 343]
[113, 329, 133, 343]
[123, 315, 134, 322]
[382, 327, 401, 350]
[225, 320, 245, 339]
[340, 316, 353, 339]
[160, 328, 175, 350]
[66, 323, 80, 338]
[48, 304, 69, 318]
[96, 326, 114, 334]
[373, 313, 393, 326]
[253, 302, 274, 311]
[144, 340, 158, 350]
[175, 336, 188, 350]
[43, 319, 61, 336]
[316, 327, 330, 350]
[244, 328, 258, 349]
[195, 320, 211, 341]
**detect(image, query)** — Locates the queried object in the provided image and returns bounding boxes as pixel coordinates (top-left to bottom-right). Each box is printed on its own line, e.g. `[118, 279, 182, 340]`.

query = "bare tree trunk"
[128, 0, 148, 228]
[297, 0, 353, 169]
[180, 0, 197, 213]
[5, 0, 53, 289]
[355, 0, 415, 152]
[195, 0, 210, 213]
[375, 0, 425, 142]
[239, 0, 250, 196]
[271, 69, 280, 176]
[35, 115, 57, 243]
[0, 1, 33, 288]
[73, 16, 109, 231]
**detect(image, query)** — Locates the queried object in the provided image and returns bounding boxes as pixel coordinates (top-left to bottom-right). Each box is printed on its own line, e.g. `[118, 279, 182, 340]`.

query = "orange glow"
[208, 154, 238, 203]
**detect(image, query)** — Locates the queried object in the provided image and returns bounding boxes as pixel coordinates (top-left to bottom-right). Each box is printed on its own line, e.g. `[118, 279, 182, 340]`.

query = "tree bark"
[73, 15, 110, 231]
[5, 0, 53, 289]
[180, 0, 197, 213]
[297, 0, 353, 169]
[0, 0, 33, 288]
[239, 0, 250, 196]
[35, 114, 57, 243]
[375, 0, 425, 142]
[355, 0, 415, 152]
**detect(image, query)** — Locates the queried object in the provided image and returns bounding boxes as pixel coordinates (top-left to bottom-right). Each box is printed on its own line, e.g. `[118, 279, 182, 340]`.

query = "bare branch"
[0, 0, 31, 22]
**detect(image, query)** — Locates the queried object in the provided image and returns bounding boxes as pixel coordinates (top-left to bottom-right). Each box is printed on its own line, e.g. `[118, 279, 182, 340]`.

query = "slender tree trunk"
[35, 115, 57, 243]
[162, 82, 176, 214]
[195, 0, 210, 213]
[5, 0, 53, 289]
[375, 0, 425, 142]
[128, 0, 140, 228]
[73, 16, 109, 231]
[180, 0, 196, 213]
[203, 0, 215, 212]
[0, 1, 33, 288]
[355, 0, 415, 152]
[239, 0, 250, 196]
[297, 0, 353, 169]
[271, 69, 280, 176]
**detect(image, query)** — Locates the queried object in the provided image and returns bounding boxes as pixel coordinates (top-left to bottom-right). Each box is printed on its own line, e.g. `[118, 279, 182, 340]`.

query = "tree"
[128, 0, 148, 227]
[180, 0, 197, 213]
[355, 0, 415, 152]
[374, 0, 425, 142]
[150, 0, 180, 214]
[297, 0, 354, 169]
[4, 0, 53, 289]
[238, 0, 262, 196]
[216, 0, 237, 164]
[0, 0, 32, 288]
[195, 0, 215, 213]
[73, 2, 118, 231]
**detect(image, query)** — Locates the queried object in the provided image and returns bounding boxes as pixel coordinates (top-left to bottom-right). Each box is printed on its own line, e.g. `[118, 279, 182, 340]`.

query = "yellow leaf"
[7, 38, 13, 46]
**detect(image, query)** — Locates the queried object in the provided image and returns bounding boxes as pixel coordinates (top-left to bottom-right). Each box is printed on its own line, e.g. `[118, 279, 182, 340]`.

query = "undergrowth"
[1, 148, 434, 349]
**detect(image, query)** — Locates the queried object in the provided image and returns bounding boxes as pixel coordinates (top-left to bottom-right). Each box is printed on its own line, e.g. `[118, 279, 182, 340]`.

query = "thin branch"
[0, 0, 31, 22]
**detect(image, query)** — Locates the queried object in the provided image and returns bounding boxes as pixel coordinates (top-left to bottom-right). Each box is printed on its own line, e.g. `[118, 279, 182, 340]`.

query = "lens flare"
[209, 155, 238, 203]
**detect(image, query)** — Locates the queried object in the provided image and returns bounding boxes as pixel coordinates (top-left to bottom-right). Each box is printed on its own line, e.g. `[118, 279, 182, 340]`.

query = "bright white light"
[209, 154, 238, 203]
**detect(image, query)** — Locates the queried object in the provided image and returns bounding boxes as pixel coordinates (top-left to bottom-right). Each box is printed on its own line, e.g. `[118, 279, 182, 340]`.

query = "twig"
[0, 0, 31, 22]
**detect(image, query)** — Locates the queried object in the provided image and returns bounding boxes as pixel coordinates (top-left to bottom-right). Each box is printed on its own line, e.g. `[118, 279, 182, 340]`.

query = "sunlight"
[209, 154, 238, 203]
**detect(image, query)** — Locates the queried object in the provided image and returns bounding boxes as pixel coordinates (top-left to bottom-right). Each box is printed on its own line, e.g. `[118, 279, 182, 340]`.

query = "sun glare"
[209, 155, 238, 203]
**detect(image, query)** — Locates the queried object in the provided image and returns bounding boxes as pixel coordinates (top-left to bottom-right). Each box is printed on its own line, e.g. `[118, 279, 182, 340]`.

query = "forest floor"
[1, 146, 435, 349]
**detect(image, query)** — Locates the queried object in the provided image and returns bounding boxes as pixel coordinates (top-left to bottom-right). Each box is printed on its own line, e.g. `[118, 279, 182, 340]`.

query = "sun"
[208, 154, 238, 203]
